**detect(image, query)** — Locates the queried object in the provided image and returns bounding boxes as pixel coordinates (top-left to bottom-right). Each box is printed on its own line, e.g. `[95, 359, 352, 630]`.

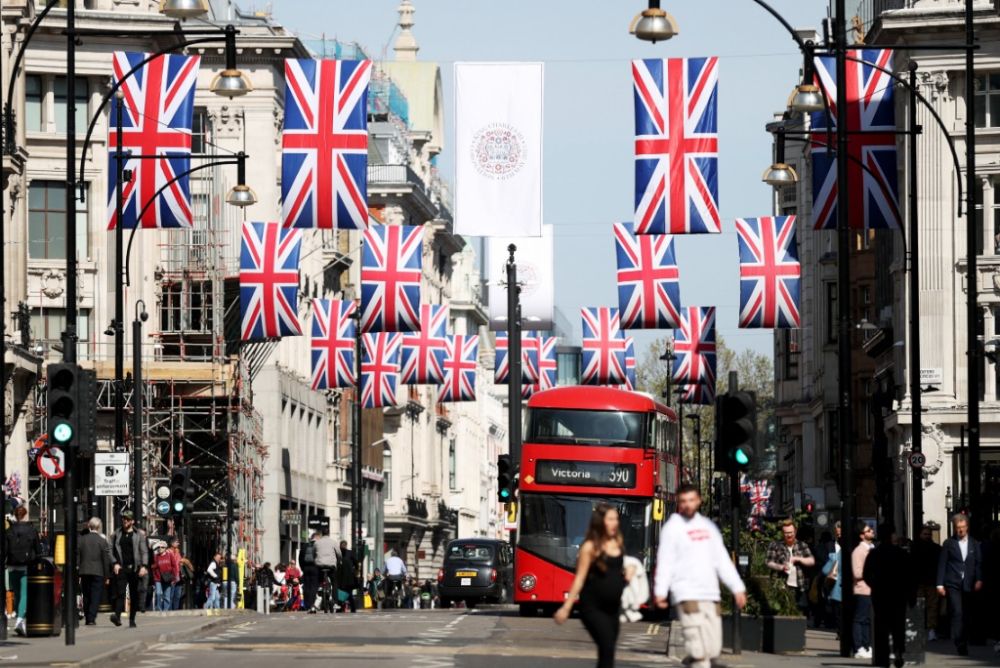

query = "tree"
[636, 335, 775, 481]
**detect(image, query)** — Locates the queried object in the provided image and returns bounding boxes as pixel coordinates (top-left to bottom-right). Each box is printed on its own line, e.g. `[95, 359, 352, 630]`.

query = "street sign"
[307, 514, 330, 535]
[281, 510, 301, 525]
[156, 500, 171, 516]
[94, 452, 130, 496]
[909, 451, 927, 469]
[37, 446, 66, 480]
[919, 368, 943, 386]
[156, 485, 170, 500]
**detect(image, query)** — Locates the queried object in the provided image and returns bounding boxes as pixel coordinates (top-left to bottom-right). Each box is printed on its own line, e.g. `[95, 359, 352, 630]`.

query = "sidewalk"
[713, 628, 1000, 667]
[0, 609, 250, 667]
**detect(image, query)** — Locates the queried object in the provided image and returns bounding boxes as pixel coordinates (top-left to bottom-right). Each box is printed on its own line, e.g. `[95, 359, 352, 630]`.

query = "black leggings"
[579, 606, 620, 668]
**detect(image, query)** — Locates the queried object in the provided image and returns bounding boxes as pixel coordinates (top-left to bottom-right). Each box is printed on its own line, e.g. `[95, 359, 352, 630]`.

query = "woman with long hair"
[554, 503, 634, 668]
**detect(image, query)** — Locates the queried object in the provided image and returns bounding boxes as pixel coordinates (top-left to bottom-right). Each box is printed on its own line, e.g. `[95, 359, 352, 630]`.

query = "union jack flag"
[581, 307, 627, 386]
[632, 58, 720, 235]
[310, 299, 357, 390]
[239, 222, 302, 341]
[522, 335, 557, 399]
[673, 307, 716, 390]
[438, 334, 479, 403]
[678, 380, 715, 405]
[361, 224, 423, 333]
[282, 59, 371, 230]
[107, 52, 200, 229]
[361, 333, 402, 408]
[741, 475, 772, 518]
[494, 332, 540, 384]
[736, 216, 801, 329]
[400, 304, 450, 385]
[811, 49, 901, 230]
[614, 222, 682, 329]
[623, 337, 638, 391]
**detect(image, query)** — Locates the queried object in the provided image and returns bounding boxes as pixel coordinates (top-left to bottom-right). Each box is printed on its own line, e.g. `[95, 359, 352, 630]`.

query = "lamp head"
[211, 25, 252, 98]
[159, 0, 210, 19]
[630, 2, 678, 43]
[788, 83, 825, 114]
[762, 162, 798, 188]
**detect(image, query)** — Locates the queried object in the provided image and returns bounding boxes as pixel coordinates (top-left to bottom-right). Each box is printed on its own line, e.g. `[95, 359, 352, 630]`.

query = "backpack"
[155, 551, 176, 585]
[7, 523, 38, 566]
[300, 543, 316, 566]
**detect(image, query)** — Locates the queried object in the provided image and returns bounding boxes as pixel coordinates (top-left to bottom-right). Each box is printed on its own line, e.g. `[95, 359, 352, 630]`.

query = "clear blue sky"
[267, 0, 829, 360]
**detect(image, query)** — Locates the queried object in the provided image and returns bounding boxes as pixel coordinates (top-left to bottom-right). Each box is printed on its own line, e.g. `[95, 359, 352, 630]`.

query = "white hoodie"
[653, 512, 745, 604]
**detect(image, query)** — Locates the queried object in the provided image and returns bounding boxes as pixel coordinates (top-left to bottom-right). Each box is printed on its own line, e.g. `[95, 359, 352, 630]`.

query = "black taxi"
[436, 538, 513, 608]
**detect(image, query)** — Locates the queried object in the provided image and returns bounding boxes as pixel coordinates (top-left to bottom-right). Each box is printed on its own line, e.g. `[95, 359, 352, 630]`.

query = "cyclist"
[384, 550, 407, 607]
[314, 529, 342, 613]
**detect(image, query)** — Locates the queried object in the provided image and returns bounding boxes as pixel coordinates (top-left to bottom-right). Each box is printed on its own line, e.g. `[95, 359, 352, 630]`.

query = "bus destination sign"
[535, 460, 636, 488]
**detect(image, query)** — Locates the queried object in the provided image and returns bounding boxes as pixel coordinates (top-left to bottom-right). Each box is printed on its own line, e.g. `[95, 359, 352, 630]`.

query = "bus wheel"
[518, 603, 539, 617]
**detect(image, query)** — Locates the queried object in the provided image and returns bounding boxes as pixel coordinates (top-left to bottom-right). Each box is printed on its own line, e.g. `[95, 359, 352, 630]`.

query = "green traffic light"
[499, 489, 511, 499]
[734, 448, 750, 466]
[52, 422, 73, 444]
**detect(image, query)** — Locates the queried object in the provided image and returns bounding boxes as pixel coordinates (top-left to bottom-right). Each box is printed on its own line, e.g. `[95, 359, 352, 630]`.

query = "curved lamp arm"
[751, 0, 808, 51]
[2, 0, 61, 154]
[123, 158, 240, 286]
[78, 34, 227, 195]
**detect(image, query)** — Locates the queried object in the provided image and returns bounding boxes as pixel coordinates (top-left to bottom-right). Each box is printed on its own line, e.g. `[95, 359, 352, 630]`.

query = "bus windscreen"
[527, 409, 645, 447]
[517, 493, 648, 572]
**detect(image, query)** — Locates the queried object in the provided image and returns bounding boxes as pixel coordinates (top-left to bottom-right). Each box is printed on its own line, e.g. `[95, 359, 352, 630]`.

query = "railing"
[367, 163, 427, 191]
[405, 496, 429, 519]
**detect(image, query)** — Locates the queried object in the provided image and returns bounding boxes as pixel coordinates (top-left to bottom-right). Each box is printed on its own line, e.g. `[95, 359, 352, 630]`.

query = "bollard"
[25, 558, 62, 637]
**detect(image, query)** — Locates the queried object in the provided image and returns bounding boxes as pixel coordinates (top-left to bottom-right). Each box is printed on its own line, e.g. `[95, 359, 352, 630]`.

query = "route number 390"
[608, 468, 631, 484]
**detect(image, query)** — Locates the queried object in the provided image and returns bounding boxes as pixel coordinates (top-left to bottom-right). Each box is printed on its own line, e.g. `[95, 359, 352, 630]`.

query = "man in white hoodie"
[654, 484, 747, 668]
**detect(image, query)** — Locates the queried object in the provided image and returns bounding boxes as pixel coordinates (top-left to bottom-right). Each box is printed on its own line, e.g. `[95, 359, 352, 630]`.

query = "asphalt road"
[118, 607, 675, 668]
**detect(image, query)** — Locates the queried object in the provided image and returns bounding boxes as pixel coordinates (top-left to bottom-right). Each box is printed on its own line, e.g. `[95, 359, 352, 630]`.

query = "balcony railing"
[368, 164, 427, 192]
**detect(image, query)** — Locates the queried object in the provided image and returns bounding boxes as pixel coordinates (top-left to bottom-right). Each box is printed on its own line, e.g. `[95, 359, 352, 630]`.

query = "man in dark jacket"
[109, 510, 149, 628]
[77, 517, 112, 625]
[863, 523, 915, 668]
[936, 513, 983, 656]
[338, 540, 358, 613]
[911, 523, 942, 640]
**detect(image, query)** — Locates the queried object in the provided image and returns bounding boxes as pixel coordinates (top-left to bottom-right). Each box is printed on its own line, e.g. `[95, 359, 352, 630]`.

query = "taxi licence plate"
[461, 578, 472, 586]
[455, 570, 477, 577]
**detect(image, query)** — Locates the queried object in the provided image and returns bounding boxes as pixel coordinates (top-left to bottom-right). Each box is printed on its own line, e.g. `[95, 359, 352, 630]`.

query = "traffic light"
[76, 369, 98, 454]
[497, 455, 515, 502]
[715, 390, 756, 472]
[47, 363, 81, 447]
[169, 466, 192, 517]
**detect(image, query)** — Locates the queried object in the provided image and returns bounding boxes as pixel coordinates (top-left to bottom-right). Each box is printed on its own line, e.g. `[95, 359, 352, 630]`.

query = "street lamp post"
[132, 301, 147, 530]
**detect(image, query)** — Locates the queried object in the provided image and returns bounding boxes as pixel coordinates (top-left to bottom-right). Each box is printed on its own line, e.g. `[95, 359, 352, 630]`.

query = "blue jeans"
[172, 582, 184, 610]
[155, 582, 174, 611]
[853, 594, 871, 651]
[8, 568, 28, 618]
[204, 582, 220, 609]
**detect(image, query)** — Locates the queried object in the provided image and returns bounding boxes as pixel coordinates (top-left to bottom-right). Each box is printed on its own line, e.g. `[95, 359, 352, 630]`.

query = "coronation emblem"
[471, 123, 526, 179]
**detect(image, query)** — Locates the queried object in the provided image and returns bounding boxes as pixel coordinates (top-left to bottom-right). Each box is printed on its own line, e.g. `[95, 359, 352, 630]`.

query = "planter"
[761, 615, 806, 654]
[721, 613, 762, 652]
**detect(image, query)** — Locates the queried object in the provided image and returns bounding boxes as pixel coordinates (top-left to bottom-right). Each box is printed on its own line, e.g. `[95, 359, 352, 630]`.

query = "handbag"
[337, 589, 350, 603]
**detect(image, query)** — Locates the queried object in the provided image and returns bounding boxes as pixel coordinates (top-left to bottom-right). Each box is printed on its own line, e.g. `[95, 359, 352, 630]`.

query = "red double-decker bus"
[513, 386, 679, 616]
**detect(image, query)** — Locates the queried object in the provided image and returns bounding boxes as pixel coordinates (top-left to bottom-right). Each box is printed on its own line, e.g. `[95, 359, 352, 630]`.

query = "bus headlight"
[519, 574, 537, 592]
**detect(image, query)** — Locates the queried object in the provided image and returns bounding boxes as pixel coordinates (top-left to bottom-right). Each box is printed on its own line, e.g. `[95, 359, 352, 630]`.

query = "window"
[974, 73, 1000, 129]
[448, 438, 457, 491]
[973, 182, 1000, 255]
[30, 308, 90, 344]
[526, 409, 645, 447]
[556, 351, 580, 386]
[52, 76, 88, 134]
[783, 329, 800, 380]
[28, 181, 88, 259]
[826, 283, 838, 344]
[191, 108, 209, 154]
[25, 75, 43, 132]
[384, 448, 392, 502]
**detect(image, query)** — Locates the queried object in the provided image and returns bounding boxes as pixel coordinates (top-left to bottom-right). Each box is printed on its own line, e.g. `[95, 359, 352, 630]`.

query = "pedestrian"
[936, 513, 983, 656]
[255, 561, 275, 614]
[652, 484, 746, 668]
[300, 533, 320, 613]
[368, 569, 385, 609]
[403, 576, 415, 610]
[224, 553, 239, 608]
[912, 522, 942, 640]
[764, 519, 815, 616]
[77, 517, 112, 626]
[864, 523, 916, 668]
[109, 509, 149, 628]
[172, 540, 190, 610]
[5, 505, 40, 636]
[338, 540, 358, 613]
[152, 539, 180, 611]
[554, 502, 637, 668]
[851, 520, 875, 659]
[821, 541, 842, 630]
[204, 552, 222, 609]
